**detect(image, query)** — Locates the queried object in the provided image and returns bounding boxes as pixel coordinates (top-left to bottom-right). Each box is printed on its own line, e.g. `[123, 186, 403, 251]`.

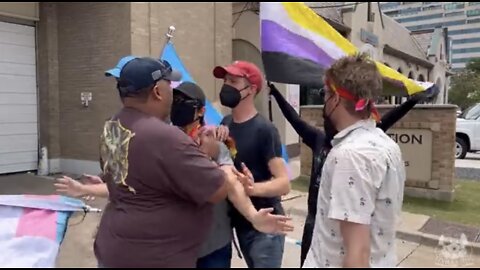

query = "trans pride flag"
[162, 42, 223, 126]
[162, 42, 292, 177]
[260, 2, 435, 96]
[0, 195, 90, 267]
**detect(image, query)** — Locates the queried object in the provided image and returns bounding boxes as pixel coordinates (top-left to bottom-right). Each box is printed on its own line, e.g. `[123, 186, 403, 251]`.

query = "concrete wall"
[300, 105, 457, 202]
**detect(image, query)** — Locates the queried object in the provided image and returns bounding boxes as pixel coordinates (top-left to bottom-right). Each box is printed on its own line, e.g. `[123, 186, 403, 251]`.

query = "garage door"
[0, 21, 38, 174]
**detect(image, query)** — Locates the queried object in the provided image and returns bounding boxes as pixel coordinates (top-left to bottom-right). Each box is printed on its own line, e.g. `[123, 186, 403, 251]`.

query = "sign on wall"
[387, 128, 433, 182]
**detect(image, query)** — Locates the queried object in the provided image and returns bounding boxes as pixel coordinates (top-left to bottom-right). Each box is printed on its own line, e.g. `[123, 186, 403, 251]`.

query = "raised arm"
[269, 82, 323, 150]
[378, 85, 439, 131]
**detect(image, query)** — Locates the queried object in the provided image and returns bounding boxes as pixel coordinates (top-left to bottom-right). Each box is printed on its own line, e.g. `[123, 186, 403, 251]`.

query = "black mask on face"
[170, 103, 199, 127]
[323, 95, 339, 144]
[219, 84, 249, 108]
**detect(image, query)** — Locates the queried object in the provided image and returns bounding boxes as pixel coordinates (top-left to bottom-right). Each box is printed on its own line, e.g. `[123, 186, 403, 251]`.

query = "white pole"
[160, 25, 176, 59]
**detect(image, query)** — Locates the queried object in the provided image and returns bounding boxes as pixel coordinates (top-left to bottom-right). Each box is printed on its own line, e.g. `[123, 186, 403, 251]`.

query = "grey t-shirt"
[198, 142, 234, 258]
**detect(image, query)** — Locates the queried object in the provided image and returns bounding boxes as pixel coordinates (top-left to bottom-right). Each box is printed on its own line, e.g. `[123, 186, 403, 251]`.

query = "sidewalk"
[456, 153, 480, 181]
[231, 190, 480, 268]
[281, 190, 480, 256]
[1, 172, 479, 267]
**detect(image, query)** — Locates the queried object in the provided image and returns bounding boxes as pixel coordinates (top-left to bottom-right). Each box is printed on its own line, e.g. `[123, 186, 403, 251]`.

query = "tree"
[449, 58, 480, 110]
[466, 58, 480, 74]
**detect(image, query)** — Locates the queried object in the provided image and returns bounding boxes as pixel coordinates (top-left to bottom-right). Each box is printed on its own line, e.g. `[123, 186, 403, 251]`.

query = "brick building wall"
[36, 3, 232, 174]
[300, 104, 457, 201]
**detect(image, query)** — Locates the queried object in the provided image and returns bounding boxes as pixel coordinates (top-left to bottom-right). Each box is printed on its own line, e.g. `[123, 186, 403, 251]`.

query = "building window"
[384, 10, 400, 17]
[381, 2, 400, 10]
[467, 18, 480, 24]
[453, 47, 480, 54]
[452, 57, 480, 64]
[408, 71, 414, 79]
[300, 85, 324, 106]
[396, 13, 443, 23]
[452, 37, 480, 44]
[469, 2, 480, 6]
[444, 20, 466, 26]
[467, 9, 480, 17]
[444, 3, 465, 10]
[449, 27, 480, 35]
[445, 11, 464, 17]
[418, 74, 426, 81]
[423, 5, 442, 11]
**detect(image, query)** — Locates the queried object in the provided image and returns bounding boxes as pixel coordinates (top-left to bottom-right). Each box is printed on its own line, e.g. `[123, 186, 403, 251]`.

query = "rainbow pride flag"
[260, 2, 434, 96]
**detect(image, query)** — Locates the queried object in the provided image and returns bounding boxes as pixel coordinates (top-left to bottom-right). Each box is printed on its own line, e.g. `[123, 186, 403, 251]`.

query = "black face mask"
[323, 96, 339, 145]
[220, 84, 249, 108]
[170, 103, 198, 127]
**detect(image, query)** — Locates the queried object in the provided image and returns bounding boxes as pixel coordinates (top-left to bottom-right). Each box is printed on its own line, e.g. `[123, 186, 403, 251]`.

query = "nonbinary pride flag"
[260, 2, 435, 95]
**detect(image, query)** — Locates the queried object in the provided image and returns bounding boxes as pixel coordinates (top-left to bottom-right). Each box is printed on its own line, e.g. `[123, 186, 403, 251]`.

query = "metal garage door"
[0, 21, 38, 174]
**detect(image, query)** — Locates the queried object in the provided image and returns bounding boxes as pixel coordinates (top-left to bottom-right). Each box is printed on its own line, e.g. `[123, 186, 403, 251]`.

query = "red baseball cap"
[213, 61, 264, 92]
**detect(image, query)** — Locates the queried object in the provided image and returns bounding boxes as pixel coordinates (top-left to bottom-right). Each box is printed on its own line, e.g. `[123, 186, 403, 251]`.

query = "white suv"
[456, 103, 480, 159]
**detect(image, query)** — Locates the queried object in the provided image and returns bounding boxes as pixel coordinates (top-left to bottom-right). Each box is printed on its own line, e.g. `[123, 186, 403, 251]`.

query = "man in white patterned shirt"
[303, 54, 406, 268]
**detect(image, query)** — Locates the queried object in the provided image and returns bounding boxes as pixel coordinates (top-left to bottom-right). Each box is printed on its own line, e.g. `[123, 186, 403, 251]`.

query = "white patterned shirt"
[303, 119, 406, 268]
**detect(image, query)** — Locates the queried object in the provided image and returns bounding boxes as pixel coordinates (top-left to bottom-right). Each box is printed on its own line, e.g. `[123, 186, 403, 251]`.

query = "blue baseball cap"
[105, 56, 137, 78]
[116, 57, 182, 95]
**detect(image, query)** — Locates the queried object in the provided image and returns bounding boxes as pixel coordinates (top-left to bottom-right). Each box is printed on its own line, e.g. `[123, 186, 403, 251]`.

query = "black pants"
[300, 213, 315, 267]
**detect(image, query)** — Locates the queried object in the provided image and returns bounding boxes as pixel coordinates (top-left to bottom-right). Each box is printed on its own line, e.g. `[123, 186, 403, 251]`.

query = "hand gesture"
[198, 128, 220, 160]
[235, 163, 255, 196]
[251, 208, 294, 235]
[54, 176, 87, 198]
[215, 125, 230, 142]
[267, 81, 279, 95]
[411, 84, 439, 103]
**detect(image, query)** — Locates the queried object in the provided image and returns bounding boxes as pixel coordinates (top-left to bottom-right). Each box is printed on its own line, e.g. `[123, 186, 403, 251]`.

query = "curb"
[396, 230, 480, 256]
[455, 167, 480, 181]
[285, 203, 480, 256]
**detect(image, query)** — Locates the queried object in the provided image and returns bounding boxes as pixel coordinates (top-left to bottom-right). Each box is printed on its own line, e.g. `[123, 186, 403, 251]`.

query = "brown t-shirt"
[94, 107, 225, 268]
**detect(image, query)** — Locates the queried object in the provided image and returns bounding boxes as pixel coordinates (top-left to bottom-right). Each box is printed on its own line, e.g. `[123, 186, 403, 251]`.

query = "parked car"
[455, 103, 480, 159]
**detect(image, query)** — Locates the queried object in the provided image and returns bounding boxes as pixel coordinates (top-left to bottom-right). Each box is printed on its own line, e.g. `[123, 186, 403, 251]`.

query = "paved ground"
[456, 153, 480, 168]
[1, 173, 480, 268]
[455, 153, 480, 181]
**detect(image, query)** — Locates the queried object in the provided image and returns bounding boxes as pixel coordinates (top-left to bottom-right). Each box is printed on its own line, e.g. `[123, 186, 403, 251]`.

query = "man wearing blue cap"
[54, 56, 294, 268]
[93, 56, 237, 268]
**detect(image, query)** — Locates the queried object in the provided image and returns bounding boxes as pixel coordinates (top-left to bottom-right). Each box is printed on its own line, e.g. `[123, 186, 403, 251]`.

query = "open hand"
[54, 176, 87, 198]
[234, 163, 255, 196]
[251, 208, 294, 235]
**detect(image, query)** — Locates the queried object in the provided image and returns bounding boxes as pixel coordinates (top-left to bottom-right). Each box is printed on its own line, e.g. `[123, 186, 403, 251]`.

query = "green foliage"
[449, 58, 480, 110]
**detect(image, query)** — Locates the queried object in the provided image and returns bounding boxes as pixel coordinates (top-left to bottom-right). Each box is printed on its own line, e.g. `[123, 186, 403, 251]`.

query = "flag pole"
[160, 25, 176, 59]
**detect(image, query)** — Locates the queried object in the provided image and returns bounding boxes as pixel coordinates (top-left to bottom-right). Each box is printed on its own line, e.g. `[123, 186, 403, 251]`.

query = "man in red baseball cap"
[213, 61, 290, 268]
